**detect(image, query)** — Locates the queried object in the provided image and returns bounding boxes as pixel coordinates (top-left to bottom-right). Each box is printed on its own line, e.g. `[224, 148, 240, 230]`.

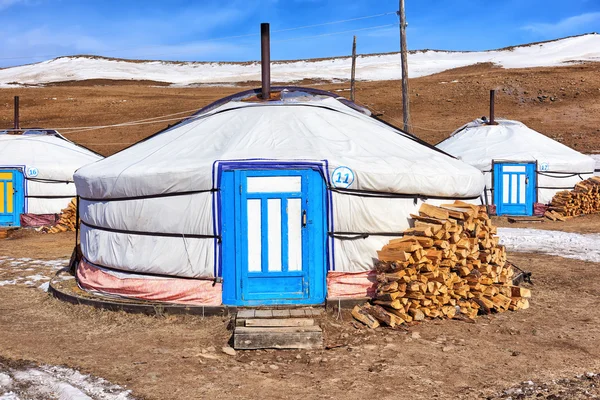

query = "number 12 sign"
[331, 166, 355, 189]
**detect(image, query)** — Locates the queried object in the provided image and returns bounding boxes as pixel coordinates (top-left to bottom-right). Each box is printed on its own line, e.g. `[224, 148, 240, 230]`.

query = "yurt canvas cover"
[0, 129, 102, 227]
[436, 119, 595, 216]
[74, 87, 485, 306]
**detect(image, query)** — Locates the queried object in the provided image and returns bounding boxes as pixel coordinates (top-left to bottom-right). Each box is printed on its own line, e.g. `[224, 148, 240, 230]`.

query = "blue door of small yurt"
[493, 163, 536, 216]
[221, 168, 326, 306]
[0, 169, 24, 227]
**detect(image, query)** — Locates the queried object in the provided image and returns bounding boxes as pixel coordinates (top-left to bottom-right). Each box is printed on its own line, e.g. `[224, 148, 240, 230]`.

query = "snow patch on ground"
[498, 228, 600, 263]
[0, 258, 68, 290]
[588, 154, 600, 176]
[0, 373, 12, 387]
[0, 34, 599, 85]
[0, 364, 132, 400]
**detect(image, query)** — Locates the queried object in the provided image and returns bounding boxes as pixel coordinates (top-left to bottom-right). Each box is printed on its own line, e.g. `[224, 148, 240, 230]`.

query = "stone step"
[236, 308, 323, 319]
[233, 326, 323, 350]
[236, 317, 315, 327]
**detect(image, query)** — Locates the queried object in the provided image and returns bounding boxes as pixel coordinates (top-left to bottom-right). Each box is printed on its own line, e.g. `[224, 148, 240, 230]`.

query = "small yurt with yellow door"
[0, 129, 102, 227]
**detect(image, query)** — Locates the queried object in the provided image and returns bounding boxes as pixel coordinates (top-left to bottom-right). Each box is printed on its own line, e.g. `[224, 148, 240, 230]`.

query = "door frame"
[0, 168, 25, 227]
[492, 161, 537, 216]
[218, 162, 328, 306]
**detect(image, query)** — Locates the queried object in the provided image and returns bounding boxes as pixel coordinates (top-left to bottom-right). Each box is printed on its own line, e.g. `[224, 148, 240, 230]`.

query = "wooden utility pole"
[13, 96, 19, 130]
[399, 0, 411, 133]
[350, 35, 357, 102]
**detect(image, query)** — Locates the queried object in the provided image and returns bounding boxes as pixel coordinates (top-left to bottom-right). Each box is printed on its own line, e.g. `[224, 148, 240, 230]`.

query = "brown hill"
[1, 62, 599, 156]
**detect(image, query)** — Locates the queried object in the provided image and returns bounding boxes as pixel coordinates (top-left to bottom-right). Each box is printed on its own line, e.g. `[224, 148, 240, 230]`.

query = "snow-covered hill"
[1, 33, 599, 86]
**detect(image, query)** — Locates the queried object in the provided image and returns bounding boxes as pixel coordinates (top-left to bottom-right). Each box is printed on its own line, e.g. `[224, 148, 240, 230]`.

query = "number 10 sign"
[331, 166, 355, 189]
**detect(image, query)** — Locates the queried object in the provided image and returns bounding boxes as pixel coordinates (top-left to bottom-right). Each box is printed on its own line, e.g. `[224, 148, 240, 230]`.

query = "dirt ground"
[1, 65, 600, 399]
[1, 63, 599, 156]
[0, 218, 599, 399]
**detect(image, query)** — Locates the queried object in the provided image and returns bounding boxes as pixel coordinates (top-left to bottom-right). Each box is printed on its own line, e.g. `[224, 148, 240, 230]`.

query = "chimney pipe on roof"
[488, 89, 497, 125]
[260, 23, 271, 100]
[13, 96, 19, 130]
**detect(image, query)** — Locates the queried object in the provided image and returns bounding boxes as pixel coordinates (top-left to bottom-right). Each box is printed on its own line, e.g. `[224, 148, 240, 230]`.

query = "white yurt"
[0, 129, 102, 227]
[73, 87, 485, 307]
[437, 118, 596, 216]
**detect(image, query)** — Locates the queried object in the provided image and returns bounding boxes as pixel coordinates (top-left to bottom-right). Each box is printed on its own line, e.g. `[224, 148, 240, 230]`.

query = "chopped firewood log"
[352, 305, 380, 329]
[510, 286, 532, 298]
[404, 226, 433, 237]
[374, 299, 403, 309]
[408, 308, 425, 321]
[384, 240, 422, 252]
[374, 291, 405, 301]
[419, 204, 450, 220]
[366, 304, 398, 327]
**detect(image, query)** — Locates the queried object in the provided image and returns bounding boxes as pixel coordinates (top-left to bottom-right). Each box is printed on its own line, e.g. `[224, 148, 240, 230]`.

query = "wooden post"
[260, 23, 271, 100]
[13, 96, 19, 130]
[350, 35, 357, 102]
[488, 89, 497, 125]
[399, 0, 411, 133]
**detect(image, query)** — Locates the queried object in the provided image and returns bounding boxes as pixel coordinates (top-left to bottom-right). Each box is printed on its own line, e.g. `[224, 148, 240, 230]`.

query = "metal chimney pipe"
[489, 89, 495, 125]
[13, 96, 20, 130]
[260, 22, 271, 100]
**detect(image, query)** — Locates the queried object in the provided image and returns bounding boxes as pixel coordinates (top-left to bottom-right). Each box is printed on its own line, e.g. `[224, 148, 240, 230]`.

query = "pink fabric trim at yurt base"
[326, 270, 377, 298]
[77, 259, 222, 306]
[20, 213, 59, 227]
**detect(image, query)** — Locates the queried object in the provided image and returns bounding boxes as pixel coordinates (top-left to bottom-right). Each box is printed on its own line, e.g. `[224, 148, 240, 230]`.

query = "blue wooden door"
[494, 163, 536, 216]
[0, 169, 24, 227]
[221, 169, 326, 306]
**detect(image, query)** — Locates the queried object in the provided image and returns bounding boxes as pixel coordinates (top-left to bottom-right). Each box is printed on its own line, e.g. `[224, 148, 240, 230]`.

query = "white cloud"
[0, 23, 254, 67]
[522, 12, 600, 36]
[0, 0, 23, 10]
[114, 41, 253, 61]
[0, 2, 256, 66]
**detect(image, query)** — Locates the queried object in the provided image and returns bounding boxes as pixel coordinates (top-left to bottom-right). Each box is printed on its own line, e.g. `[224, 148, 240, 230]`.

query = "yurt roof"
[437, 119, 595, 173]
[75, 87, 485, 200]
[0, 129, 103, 180]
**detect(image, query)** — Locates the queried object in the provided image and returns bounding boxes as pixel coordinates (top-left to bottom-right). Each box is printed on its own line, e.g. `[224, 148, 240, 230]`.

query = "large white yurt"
[437, 118, 595, 216]
[0, 129, 102, 227]
[73, 87, 485, 307]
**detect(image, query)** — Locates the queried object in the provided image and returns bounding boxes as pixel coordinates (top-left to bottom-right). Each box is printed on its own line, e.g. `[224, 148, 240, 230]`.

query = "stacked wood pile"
[547, 176, 600, 219]
[42, 198, 77, 233]
[352, 201, 531, 328]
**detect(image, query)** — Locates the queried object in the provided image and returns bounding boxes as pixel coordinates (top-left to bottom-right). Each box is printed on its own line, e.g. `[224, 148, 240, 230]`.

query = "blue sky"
[0, 0, 599, 67]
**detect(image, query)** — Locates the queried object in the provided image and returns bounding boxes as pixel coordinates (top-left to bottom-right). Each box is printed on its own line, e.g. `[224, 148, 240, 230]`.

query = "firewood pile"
[547, 176, 600, 219]
[41, 198, 77, 233]
[352, 201, 531, 329]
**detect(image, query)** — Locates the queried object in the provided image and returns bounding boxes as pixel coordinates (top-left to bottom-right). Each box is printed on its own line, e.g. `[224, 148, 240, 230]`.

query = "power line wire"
[16, 107, 203, 135]
[273, 12, 396, 33]
[61, 96, 449, 137]
[353, 99, 449, 133]
[273, 23, 397, 43]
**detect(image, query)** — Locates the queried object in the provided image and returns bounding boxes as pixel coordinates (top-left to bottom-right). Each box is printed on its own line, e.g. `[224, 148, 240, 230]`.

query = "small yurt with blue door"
[0, 129, 102, 227]
[436, 118, 596, 216]
[73, 86, 485, 307]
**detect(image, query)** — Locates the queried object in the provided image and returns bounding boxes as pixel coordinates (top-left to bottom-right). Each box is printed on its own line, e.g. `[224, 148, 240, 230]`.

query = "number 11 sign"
[331, 166, 355, 189]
